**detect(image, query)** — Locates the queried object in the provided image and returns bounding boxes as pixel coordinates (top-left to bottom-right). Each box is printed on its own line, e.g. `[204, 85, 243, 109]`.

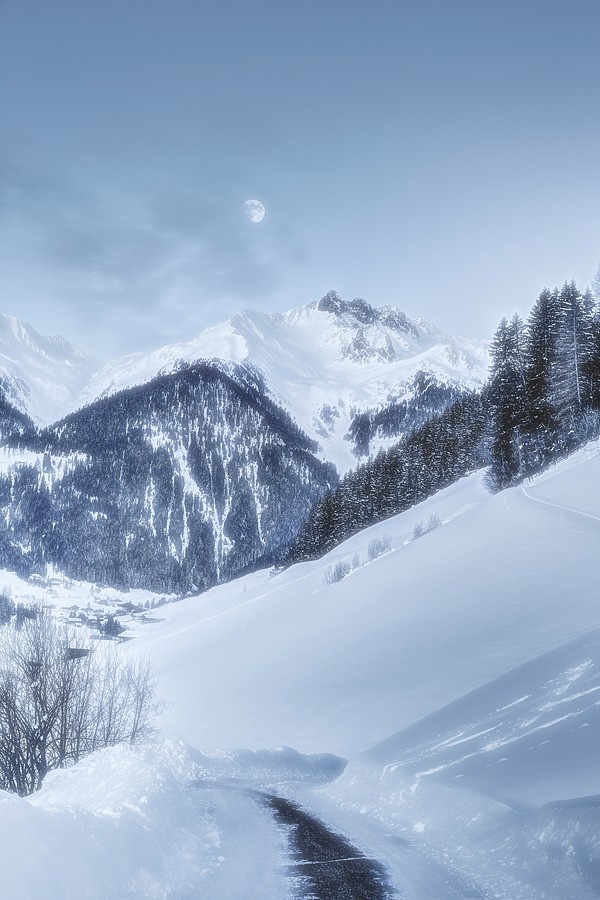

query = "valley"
[0, 297, 598, 898]
[0, 439, 599, 897]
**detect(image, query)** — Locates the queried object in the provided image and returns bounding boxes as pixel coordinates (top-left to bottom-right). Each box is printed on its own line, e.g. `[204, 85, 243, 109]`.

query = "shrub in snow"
[324, 559, 353, 585]
[412, 513, 441, 539]
[367, 534, 392, 560]
[0, 608, 159, 795]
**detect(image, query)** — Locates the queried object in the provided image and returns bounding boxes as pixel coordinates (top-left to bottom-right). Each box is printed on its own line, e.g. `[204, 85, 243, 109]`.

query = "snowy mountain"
[0, 295, 488, 471]
[79, 292, 489, 471]
[1, 441, 599, 898]
[0, 361, 335, 592]
[0, 295, 491, 594]
[0, 314, 100, 424]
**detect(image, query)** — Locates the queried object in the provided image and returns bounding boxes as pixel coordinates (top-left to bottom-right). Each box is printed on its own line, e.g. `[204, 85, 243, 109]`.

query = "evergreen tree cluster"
[0, 384, 34, 443]
[288, 394, 486, 562]
[487, 281, 600, 490]
[347, 371, 468, 456]
[289, 277, 600, 565]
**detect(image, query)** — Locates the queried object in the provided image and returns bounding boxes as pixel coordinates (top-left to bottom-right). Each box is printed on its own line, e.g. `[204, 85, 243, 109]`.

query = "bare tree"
[0, 609, 158, 795]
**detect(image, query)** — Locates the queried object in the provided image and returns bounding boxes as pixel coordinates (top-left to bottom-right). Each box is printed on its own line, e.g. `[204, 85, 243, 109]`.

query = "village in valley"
[0, 570, 172, 641]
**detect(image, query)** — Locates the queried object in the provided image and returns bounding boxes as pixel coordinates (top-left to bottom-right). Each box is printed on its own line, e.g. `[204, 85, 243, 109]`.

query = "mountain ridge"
[1, 293, 489, 471]
[0, 314, 101, 425]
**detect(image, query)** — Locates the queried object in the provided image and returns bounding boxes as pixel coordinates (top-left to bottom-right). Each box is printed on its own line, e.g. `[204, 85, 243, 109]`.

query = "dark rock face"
[317, 291, 418, 338]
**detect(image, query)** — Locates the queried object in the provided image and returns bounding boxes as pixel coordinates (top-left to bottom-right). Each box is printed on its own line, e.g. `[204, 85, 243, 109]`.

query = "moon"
[243, 199, 265, 223]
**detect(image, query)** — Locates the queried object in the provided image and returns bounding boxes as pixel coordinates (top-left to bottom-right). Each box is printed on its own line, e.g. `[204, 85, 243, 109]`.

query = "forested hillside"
[347, 370, 469, 457]
[0, 387, 33, 442]
[289, 280, 600, 562]
[289, 394, 487, 561]
[0, 362, 336, 591]
[487, 280, 600, 489]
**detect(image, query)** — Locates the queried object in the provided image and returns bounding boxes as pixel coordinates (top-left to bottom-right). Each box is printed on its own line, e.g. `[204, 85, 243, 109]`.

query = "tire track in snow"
[521, 486, 600, 526]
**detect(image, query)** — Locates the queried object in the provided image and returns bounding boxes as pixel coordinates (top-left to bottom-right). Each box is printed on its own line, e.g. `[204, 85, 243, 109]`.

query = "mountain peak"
[0, 313, 101, 424]
[317, 290, 418, 337]
[77, 294, 488, 471]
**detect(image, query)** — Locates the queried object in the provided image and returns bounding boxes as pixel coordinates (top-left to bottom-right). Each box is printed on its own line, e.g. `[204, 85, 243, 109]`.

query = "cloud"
[0, 160, 291, 355]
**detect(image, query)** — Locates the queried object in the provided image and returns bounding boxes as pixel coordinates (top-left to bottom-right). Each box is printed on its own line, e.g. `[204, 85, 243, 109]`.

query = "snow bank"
[134, 447, 600, 758]
[188, 745, 346, 786]
[311, 624, 600, 898]
[0, 740, 216, 900]
[317, 747, 600, 900]
[313, 762, 600, 900]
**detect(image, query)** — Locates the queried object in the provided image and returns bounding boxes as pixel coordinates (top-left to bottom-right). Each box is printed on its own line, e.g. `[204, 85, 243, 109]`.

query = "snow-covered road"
[190, 782, 395, 899]
[186, 783, 288, 899]
[283, 785, 492, 900]
[189, 780, 489, 899]
[253, 790, 393, 900]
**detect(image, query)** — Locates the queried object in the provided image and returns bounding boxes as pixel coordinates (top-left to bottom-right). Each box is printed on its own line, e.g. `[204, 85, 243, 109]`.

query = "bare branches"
[0, 609, 158, 795]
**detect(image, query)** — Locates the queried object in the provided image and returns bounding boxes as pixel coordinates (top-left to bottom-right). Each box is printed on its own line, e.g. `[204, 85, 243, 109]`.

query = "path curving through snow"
[259, 792, 395, 900]
[189, 781, 395, 899]
[521, 485, 600, 526]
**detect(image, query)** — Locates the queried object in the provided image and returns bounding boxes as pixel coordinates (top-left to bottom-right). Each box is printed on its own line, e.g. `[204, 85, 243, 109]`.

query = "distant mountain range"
[1, 292, 488, 470]
[0, 293, 489, 592]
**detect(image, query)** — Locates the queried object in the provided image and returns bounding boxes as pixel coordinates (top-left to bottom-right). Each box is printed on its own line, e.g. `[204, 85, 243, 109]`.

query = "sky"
[1, 0, 599, 360]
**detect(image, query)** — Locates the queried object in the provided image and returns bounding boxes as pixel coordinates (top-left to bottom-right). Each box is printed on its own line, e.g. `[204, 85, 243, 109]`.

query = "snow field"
[131, 446, 600, 760]
[0, 442, 599, 897]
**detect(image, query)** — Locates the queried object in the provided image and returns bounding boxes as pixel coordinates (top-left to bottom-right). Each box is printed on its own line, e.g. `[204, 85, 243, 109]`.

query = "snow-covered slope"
[80, 293, 489, 471]
[126, 442, 600, 761]
[2, 444, 599, 898]
[0, 314, 100, 424]
[3, 441, 597, 766]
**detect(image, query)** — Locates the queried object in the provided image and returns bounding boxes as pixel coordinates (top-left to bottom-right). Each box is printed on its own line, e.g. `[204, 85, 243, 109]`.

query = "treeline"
[288, 278, 600, 563]
[288, 393, 487, 561]
[487, 280, 600, 489]
[347, 371, 468, 457]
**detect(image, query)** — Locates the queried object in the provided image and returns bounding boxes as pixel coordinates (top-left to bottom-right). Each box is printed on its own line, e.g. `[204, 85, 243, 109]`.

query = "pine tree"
[487, 316, 528, 489]
[552, 281, 595, 446]
[524, 287, 560, 470]
[582, 301, 600, 411]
